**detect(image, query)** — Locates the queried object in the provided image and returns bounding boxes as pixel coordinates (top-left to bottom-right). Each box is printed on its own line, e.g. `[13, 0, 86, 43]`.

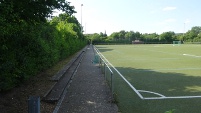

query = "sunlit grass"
[96, 44, 201, 113]
[185, 86, 201, 92]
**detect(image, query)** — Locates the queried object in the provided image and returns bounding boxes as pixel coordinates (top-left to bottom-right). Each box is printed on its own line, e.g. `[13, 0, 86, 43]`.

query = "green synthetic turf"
[96, 44, 201, 113]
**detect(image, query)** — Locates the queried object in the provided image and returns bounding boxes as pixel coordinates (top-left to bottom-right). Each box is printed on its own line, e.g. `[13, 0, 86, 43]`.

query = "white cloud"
[162, 7, 177, 11]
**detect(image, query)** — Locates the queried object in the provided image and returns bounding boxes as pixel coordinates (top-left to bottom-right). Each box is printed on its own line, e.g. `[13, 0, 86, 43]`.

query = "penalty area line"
[143, 95, 201, 100]
[138, 90, 165, 98]
[138, 89, 201, 100]
[183, 54, 201, 58]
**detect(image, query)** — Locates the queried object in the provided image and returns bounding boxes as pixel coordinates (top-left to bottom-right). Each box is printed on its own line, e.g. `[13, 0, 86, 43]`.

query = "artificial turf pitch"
[96, 44, 201, 113]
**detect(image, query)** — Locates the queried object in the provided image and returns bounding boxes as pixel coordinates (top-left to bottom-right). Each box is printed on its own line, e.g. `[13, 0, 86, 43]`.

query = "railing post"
[28, 96, 40, 113]
[94, 46, 114, 101]
[111, 72, 114, 100]
[104, 63, 106, 79]
[101, 59, 103, 73]
[99, 56, 101, 68]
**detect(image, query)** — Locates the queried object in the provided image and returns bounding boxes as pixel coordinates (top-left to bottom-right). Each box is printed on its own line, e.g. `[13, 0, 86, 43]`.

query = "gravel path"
[56, 45, 118, 113]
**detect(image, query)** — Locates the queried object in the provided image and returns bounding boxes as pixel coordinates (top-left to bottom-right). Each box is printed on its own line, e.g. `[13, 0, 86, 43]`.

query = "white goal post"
[173, 41, 182, 46]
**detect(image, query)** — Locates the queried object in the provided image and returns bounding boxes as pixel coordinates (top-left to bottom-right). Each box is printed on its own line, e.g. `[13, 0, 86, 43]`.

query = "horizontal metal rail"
[94, 46, 114, 100]
[94, 46, 144, 99]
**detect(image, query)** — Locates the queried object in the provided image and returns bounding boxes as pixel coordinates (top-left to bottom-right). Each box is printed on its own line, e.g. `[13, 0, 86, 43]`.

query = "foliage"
[159, 31, 176, 43]
[0, 0, 76, 23]
[87, 26, 201, 44]
[165, 109, 175, 113]
[183, 26, 201, 42]
[143, 33, 159, 43]
[0, 1, 86, 91]
[85, 32, 107, 44]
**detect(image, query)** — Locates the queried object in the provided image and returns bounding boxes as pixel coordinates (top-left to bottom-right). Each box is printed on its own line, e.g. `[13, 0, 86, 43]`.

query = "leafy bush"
[0, 14, 86, 91]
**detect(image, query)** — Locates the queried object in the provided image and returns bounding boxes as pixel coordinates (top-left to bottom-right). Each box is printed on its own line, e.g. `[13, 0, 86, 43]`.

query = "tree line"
[0, 0, 87, 91]
[86, 26, 201, 44]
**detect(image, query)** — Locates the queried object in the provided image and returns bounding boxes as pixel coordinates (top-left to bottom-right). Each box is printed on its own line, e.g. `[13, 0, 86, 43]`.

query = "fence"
[93, 46, 114, 100]
[93, 45, 146, 113]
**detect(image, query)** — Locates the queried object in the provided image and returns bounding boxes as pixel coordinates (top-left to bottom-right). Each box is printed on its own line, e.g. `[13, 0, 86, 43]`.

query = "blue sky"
[56, 0, 201, 35]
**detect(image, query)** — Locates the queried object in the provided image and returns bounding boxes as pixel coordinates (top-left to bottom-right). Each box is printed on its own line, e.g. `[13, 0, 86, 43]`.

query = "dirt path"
[55, 45, 118, 113]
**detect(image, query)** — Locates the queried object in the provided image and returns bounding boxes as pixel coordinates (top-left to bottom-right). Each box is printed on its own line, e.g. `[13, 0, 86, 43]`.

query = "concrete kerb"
[42, 46, 88, 102]
[52, 47, 87, 113]
[51, 47, 87, 81]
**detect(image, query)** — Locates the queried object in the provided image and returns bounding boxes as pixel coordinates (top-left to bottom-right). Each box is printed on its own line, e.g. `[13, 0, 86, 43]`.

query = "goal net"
[173, 41, 181, 46]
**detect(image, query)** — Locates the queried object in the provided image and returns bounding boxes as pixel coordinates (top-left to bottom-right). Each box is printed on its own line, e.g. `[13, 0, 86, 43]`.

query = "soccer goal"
[173, 41, 181, 46]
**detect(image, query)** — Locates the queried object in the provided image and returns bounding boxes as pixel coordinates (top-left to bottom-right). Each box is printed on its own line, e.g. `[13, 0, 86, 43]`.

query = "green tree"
[184, 26, 201, 42]
[119, 30, 126, 40]
[100, 32, 104, 37]
[109, 32, 120, 41]
[134, 31, 142, 40]
[160, 31, 175, 43]
[125, 31, 135, 41]
[0, 0, 76, 23]
[51, 13, 83, 39]
[142, 33, 158, 42]
[174, 33, 184, 41]
[0, 1, 86, 91]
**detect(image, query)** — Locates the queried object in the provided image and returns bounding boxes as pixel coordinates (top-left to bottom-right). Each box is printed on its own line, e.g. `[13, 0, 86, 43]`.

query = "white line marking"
[142, 49, 178, 55]
[183, 54, 201, 58]
[138, 90, 165, 97]
[129, 68, 201, 72]
[95, 46, 201, 100]
[144, 95, 201, 100]
[157, 67, 201, 71]
[160, 58, 179, 60]
[138, 90, 201, 100]
[94, 46, 144, 99]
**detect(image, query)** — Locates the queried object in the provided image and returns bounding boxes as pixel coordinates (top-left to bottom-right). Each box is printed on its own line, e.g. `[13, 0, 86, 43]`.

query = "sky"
[54, 0, 201, 35]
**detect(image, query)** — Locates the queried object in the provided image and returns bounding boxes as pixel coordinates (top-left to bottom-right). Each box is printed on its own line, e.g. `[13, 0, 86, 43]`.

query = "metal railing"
[93, 46, 114, 100]
[93, 45, 144, 113]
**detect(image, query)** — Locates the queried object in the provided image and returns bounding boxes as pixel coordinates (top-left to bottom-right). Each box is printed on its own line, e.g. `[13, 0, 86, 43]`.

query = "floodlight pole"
[81, 4, 83, 33]
[85, 23, 86, 34]
[183, 23, 185, 36]
[182, 22, 186, 42]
